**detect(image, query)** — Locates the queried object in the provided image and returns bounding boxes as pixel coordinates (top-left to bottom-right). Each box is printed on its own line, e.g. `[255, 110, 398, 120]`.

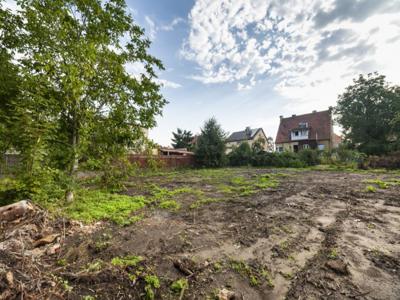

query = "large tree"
[171, 128, 194, 149]
[0, 0, 166, 195]
[195, 117, 227, 167]
[335, 73, 400, 155]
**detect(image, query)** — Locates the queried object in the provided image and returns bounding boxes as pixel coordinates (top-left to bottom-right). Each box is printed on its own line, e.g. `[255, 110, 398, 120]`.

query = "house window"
[277, 146, 283, 152]
[303, 144, 309, 149]
[318, 144, 325, 150]
[294, 131, 299, 136]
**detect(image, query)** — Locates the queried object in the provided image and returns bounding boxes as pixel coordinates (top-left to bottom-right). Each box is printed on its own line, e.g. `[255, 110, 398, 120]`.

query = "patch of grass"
[230, 260, 273, 287]
[57, 259, 67, 267]
[260, 268, 274, 288]
[213, 262, 223, 272]
[159, 200, 181, 211]
[111, 255, 143, 268]
[170, 278, 188, 293]
[94, 240, 111, 252]
[365, 185, 377, 193]
[64, 189, 147, 225]
[364, 179, 389, 189]
[144, 274, 160, 300]
[327, 248, 339, 259]
[217, 184, 234, 194]
[85, 260, 104, 272]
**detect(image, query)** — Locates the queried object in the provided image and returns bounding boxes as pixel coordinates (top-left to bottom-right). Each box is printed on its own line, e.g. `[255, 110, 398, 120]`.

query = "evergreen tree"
[171, 128, 194, 149]
[195, 118, 227, 167]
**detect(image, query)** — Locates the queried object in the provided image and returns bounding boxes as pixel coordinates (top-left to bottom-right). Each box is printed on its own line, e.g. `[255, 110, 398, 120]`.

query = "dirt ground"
[1, 168, 400, 299]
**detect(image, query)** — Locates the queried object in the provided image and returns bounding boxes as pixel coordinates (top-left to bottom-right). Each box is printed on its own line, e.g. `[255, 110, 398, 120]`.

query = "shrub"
[363, 151, 400, 169]
[298, 149, 321, 166]
[228, 143, 252, 166]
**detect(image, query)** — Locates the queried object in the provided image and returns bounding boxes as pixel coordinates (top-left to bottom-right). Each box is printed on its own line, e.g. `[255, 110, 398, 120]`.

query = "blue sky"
[5, 0, 400, 146]
[124, 0, 400, 146]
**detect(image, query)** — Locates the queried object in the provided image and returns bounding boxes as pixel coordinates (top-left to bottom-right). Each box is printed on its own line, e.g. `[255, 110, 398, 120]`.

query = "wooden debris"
[0, 200, 34, 222]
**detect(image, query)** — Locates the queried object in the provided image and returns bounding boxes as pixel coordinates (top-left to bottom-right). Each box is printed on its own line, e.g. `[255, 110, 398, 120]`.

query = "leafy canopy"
[335, 73, 400, 155]
[0, 0, 166, 185]
[195, 117, 227, 167]
[171, 128, 194, 150]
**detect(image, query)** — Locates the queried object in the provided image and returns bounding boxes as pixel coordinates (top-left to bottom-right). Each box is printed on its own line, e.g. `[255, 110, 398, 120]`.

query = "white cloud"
[144, 16, 157, 40]
[160, 17, 185, 31]
[182, 0, 400, 105]
[2, 0, 18, 11]
[155, 79, 182, 89]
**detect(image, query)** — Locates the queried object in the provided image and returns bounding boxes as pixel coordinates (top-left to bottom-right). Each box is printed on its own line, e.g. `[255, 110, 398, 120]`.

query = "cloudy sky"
[4, 0, 400, 145]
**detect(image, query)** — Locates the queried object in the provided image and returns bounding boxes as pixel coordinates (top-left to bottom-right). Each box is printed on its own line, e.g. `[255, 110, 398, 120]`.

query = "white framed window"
[303, 144, 309, 149]
[318, 144, 325, 150]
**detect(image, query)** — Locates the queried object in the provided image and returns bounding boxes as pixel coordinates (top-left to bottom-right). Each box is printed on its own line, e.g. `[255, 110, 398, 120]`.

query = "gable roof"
[226, 128, 265, 142]
[275, 110, 332, 144]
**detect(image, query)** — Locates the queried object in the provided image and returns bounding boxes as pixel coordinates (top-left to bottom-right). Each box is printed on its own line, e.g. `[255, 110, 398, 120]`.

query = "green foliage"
[170, 278, 188, 293]
[328, 248, 339, 259]
[111, 255, 143, 268]
[251, 151, 306, 168]
[230, 260, 271, 287]
[159, 200, 181, 211]
[228, 142, 252, 166]
[172, 128, 194, 150]
[144, 274, 160, 300]
[0, 0, 166, 200]
[195, 117, 227, 167]
[298, 149, 321, 166]
[64, 190, 147, 225]
[335, 73, 400, 155]
[100, 157, 136, 191]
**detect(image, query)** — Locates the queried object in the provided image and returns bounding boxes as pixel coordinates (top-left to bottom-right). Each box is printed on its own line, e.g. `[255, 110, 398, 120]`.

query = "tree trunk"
[0, 200, 34, 222]
[67, 111, 79, 202]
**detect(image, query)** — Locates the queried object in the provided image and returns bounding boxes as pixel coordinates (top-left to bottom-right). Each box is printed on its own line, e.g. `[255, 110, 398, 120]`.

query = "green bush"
[228, 143, 252, 166]
[298, 149, 321, 166]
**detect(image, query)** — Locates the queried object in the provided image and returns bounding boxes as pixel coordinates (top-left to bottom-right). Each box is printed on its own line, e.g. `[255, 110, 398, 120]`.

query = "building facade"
[226, 127, 268, 153]
[275, 109, 341, 152]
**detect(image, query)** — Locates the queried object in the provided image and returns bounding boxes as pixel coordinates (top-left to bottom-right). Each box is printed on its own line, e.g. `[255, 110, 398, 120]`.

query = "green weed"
[144, 275, 160, 300]
[328, 248, 339, 259]
[111, 255, 143, 268]
[170, 278, 188, 293]
[64, 189, 147, 225]
[159, 200, 181, 211]
[365, 185, 377, 193]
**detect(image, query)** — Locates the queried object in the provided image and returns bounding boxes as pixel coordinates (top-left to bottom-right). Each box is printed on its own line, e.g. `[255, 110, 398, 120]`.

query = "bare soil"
[1, 169, 400, 299]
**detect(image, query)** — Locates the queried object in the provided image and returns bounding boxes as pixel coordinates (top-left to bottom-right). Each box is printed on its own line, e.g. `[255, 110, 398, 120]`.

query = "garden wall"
[128, 154, 196, 169]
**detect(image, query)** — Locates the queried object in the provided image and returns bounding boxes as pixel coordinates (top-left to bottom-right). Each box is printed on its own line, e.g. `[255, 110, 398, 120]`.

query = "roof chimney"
[245, 126, 251, 137]
[312, 110, 317, 113]
[292, 114, 296, 117]
[279, 115, 283, 119]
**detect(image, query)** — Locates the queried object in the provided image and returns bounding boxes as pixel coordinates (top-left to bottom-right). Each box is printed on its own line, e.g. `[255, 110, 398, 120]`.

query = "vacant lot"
[1, 168, 400, 299]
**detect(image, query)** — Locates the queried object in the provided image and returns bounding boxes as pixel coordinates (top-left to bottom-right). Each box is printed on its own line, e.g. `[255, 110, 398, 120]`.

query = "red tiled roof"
[275, 110, 332, 144]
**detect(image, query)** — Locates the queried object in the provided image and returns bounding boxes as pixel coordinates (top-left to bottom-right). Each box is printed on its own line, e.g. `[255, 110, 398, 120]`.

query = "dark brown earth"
[1, 169, 400, 299]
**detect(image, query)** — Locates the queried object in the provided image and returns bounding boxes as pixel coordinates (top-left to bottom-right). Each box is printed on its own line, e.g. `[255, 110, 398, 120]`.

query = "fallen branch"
[0, 200, 34, 222]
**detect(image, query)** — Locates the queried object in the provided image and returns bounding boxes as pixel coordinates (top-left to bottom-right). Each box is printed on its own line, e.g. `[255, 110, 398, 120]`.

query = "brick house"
[275, 109, 341, 152]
